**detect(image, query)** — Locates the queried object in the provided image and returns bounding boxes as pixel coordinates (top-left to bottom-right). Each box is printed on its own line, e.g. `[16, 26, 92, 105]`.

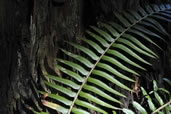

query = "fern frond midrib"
[67, 7, 166, 114]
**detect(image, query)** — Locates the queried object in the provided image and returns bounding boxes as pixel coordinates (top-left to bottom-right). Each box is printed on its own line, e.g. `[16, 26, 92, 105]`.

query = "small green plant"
[123, 79, 171, 114]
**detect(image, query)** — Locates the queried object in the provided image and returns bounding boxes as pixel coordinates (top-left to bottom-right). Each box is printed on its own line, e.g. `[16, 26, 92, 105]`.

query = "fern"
[123, 79, 171, 114]
[31, 4, 171, 114]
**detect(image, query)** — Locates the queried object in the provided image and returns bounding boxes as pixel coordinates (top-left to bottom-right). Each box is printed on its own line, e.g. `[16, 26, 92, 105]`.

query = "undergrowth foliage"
[30, 4, 171, 114]
[123, 80, 171, 114]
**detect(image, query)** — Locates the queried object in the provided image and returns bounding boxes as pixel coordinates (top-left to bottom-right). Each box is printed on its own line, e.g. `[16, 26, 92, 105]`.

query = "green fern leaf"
[35, 4, 171, 114]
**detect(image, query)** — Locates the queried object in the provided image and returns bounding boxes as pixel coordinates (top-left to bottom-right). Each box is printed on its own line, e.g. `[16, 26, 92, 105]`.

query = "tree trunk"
[0, 0, 82, 113]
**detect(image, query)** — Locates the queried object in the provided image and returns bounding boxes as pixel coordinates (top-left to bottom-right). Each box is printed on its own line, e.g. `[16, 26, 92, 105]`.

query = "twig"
[151, 99, 171, 114]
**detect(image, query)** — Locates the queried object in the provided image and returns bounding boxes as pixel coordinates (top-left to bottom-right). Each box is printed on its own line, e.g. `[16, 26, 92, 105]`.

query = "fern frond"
[37, 4, 171, 114]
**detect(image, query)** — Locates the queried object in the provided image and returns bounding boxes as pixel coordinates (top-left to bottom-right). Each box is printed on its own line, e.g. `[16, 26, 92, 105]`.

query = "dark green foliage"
[30, 4, 171, 114]
[123, 80, 171, 114]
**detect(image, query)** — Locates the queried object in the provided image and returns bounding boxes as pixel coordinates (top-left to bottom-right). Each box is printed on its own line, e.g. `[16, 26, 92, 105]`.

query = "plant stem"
[151, 99, 171, 114]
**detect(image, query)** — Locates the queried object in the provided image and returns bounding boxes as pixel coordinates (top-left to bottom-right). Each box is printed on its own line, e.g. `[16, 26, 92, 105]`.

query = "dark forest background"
[0, 0, 171, 114]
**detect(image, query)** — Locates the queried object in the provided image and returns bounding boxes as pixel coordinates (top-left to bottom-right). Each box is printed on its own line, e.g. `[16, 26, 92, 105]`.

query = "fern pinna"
[31, 4, 171, 114]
